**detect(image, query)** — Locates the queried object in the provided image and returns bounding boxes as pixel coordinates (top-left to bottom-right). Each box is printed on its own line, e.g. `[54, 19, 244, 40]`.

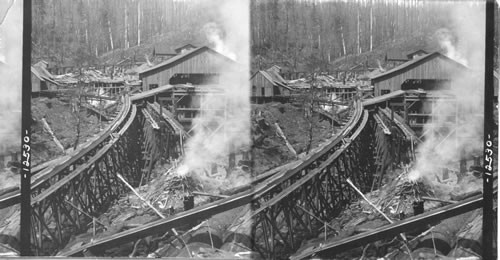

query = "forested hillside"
[32, 0, 224, 66]
[32, 0, 498, 70]
[250, 0, 499, 71]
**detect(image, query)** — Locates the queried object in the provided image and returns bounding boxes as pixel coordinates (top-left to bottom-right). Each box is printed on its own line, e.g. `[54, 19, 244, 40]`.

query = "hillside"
[251, 33, 445, 73]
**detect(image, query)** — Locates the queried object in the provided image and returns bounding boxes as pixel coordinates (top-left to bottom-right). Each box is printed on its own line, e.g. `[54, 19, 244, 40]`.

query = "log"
[41, 117, 65, 152]
[346, 178, 408, 244]
[274, 123, 298, 158]
[141, 108, 160, 130]
[0, 205, 20, 252]
[116, 173, 190, 255]
[188, 226, 223, 249]
[448, 211, 483, 258]
[116, 174, 165, 219]
[421, 196, 457, 205]
[414, 210, 478, 256]
[192, 192, 228, 199]
[451, 190, 482, 201]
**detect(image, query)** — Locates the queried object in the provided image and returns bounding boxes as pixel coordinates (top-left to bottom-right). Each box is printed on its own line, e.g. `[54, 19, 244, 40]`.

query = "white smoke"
[203, 22, 237, 61]
[177, 0, 250, 191]
[0, 0, 21, 188]
[435, 28, 468, 67]
[409, 3, 485, 183]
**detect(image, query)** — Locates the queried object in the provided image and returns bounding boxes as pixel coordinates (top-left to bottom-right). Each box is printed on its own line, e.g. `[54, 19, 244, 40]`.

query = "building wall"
[280, 86, 290, 96]
[31, 73, 41, 92]
[140, 51, 232, 91]
[373, 57, 466, 96]
[251, 72, 273, 97]
[494, 76, 498, 97]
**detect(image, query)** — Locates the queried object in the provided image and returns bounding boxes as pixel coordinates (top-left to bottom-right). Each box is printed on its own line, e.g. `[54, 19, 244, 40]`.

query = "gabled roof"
[139, 46, 236, 75]
[372, 52, 468, 83]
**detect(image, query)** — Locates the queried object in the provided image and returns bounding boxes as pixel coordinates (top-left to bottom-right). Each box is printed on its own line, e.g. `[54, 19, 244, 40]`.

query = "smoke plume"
[177, 0, 250, 191]
[0, 0, 21, 188]
[409, 3, 485, 183]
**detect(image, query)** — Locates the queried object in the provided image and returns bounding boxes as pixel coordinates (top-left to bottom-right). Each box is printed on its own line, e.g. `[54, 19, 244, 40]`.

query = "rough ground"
[251, 102, 334, 174]
[58, 102, 339, 257]
[31, 97, 103, 166]
[293, 163, 487, 260]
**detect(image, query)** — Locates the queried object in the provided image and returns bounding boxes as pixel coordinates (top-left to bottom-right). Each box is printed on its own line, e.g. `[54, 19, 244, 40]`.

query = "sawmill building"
[371, 52, 468, 96]
[139, 46, 236, 91]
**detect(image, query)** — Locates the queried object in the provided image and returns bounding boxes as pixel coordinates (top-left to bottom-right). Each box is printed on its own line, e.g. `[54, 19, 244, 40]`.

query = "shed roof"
[32, 63, 59, 86]
[266, 69, 287, 85]
[362, 89, 427, 106]
[406, 49, 428, 59]
[372, 52, 468, 83]
[139, 46, 236, 76]
[252, 70, 292, 91]
[175, 44, 197, 53]
[385, 50, 409, 62]
[153, 44, 176, 56]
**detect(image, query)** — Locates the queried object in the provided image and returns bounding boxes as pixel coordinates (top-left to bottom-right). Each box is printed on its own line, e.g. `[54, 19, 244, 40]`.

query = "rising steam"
[408, 3, 485, 183]
[177, 0, 250, 191]
[203, 22, 237, 61]
[0, 0, 21, 189]
[435, 28, 468, 67]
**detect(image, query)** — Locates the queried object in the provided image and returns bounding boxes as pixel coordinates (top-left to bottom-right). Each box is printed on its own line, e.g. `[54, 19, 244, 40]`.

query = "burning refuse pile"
[59, 159, 258, 258]
[294, 159, 486, 260]
[371, 168, 436, 219]
[61, 164, 218, 256]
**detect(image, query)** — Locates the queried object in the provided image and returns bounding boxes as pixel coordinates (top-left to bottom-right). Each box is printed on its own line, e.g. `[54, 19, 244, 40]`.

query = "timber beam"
[290, 195, 483, 260]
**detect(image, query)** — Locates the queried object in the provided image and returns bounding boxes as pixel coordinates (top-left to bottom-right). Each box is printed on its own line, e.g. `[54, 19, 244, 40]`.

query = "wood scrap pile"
[60, 168, 207, 256]
[143, 169, 205, 211]
[296, 163, 485, 260]
[368, 169, 436, 219]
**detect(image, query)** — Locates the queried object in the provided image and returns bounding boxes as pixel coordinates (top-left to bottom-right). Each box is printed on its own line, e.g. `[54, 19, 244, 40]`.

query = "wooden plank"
[41, 117, 65, 152]
[290, 195, 483, 260]
[59, 102, 364, 256]
[141, 108, 160, 130]
[60, 189, 254, 256]
[0, 97, 132, 209]
[31, 106, 138, 205]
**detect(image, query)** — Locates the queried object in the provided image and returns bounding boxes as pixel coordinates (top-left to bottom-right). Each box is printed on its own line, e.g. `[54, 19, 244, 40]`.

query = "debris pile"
[60, 162, 253, 257]
[295, 162, 486, 260]
[54, 69, 128, 86]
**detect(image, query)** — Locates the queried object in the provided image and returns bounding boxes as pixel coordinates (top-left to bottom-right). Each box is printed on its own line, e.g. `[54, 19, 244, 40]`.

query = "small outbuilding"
[251, 67, 292, 103]
[31, 61, 59, 93]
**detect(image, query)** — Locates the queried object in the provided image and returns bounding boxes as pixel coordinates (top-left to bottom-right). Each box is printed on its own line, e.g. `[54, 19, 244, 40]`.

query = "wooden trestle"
[0, 87, 476, 258]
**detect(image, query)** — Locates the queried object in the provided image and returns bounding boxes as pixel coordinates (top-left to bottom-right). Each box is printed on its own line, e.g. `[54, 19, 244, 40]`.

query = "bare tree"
[72, 72, 84, 150]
